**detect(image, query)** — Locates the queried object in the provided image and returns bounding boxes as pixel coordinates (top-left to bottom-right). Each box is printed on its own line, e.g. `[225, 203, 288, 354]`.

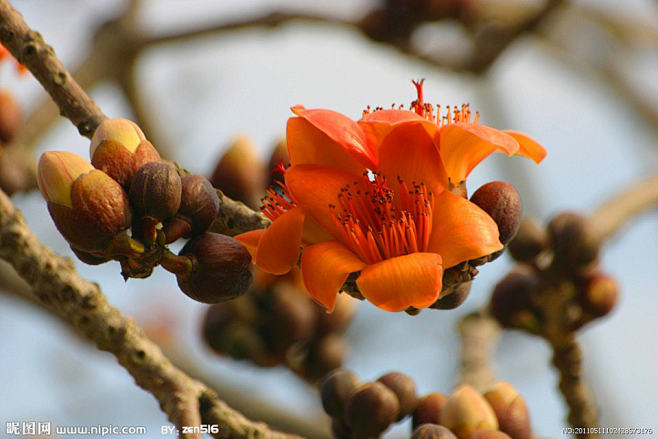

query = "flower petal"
[359, 109, 439, 156]
[503, 130, 547, 164]
[301, 241, 367, 312]
[290, 105, 377, 169]
[255, 206, 305, 275]
[234, 229, 265, 261]
[439, 123, 520, 184]
[356, 252, 443, 312]
[427, 190, 503, 268]
[285, 164, 360, 246]
[378, 123, 448, 195]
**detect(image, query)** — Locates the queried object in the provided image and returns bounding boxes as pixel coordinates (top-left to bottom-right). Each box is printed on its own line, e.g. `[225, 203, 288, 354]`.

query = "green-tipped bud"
[411, 424, 457, 439]
[344, 382, 400, 437]
[440, 385, 498, 439]
[490, 265, 540, 332]
[209, 136, 265, 208]
[320, 369, 361, 419]
[90, 118, 146, 157]
[175, 232, 253, 304]
[508, 217, 548, 263]
[577, 272, 619, 318]
[377, 372, 418, 420]
[0, 90, 21, 143]
[162, 174, 220, 243]
[39, 152, 132, 253]
[413, 392, 448, 429]
[483, 382, 531, 439]
[38, 151, 95, 207]
[547, 212, 599, 270]
[470, 182, 522, 245]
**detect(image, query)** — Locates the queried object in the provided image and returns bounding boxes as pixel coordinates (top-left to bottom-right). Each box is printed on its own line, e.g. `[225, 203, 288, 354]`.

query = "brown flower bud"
[344, 382, 400, 437]
[176, 232, 253, 304]
[432, 282, 472, 310]
[331, 418, 352, 439]
[490, 265, 540, 332]
[470, 182, 522, 245]
[320, 369, 361, 419]
[483, 382, 531, 439]
[129, 161, 182, 220]
[577, 272, 619, 318]
[202, 304, 237, 354]
[316, 292, 356, 335]
[412, 424, 457, 439]
[262, 284, 316, 352]
[70, 246, 110, 266]
[91, 139, 161, 189]
[547, 212, 599, 270]
[305, 333, 347, 381]
[507, 217, 548, 263]
[467, 431, 512, 439]
[0, 90, 21, 143]
[162, 174, 219, 243]
[377, 372, 418, 420]
[440, 385, 498, 439]
[413, 392, 448, 429]
[209, 136, 264, 209]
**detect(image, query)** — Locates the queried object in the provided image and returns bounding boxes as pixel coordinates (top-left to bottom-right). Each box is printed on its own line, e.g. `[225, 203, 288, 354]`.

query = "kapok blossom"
[236, 81, 546, 312]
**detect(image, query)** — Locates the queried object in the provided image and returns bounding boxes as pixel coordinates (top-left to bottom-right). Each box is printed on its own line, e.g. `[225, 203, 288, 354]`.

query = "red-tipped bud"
[320, 369, 361, 419]
[507, 217, 548, 263]
[162, 174, 219, 243]
[38, 152, 132, 253]
[412, 424, 458, 439]
[0, 91, 21, 143]
[470, 182, 522, 245]
[209, 136, 265, 209]
[440, 385, 498, 439]
[377, 372, 418, 420]
[577, 272, 619, 318]
[490, 266, 540, 332]
[483, 382, 531, 439]
[175, 232, 253, 304]
[547, 212, 599, 270]
[344, 382, 400, 437]
[413, 392, 449, 429]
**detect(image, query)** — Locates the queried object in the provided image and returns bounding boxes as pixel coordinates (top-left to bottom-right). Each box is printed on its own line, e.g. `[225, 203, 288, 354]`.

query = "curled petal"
[439, 123, 519, 184]
[503, 130, 547, 164]
[290, 105, 377, 169]
[427, 190, 503, 268]
[356, 252, 443, 312]
[255, 207, 305, 275]
[359, 109, 439, 155]
[301, 241, 367, 312]
[234, 229, 265, 261]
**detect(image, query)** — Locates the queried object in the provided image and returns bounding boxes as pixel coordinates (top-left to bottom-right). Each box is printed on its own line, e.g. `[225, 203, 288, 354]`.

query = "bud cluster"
[202, 271, 355, 381]
[38, 118, 253, 304]
[320, 370, 531, 439]
[492, 213, 618, 334]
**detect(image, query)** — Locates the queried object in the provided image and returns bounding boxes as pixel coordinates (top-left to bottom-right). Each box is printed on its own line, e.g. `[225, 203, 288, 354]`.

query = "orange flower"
[0, 43, 27, 74]
[236, 81, 545, 312]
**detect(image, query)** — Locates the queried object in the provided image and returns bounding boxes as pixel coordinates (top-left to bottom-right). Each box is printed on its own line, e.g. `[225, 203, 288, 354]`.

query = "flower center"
[330, 173, 434, 264]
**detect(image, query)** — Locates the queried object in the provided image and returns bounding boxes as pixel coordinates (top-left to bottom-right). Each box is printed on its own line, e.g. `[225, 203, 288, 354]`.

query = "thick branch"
[0, 188, 301, 439]
[0, 0, 106, 138]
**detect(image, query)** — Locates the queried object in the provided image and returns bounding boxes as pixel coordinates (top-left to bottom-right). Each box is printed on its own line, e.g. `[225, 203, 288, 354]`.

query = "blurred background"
[1, 0, 657, 437]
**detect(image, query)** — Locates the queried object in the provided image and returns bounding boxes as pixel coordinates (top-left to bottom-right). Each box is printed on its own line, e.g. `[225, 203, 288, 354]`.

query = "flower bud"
[440, 385, 498, 439]
[262, 284, 316, 352]
[344, 382, 400, 437]
[320, 369, 361, 419]
[432, 281, 471, 310]
[91, 139, 161, 189]
[577, 272, 619, 318]
[507, 217, 547, 263]
[470, 182, 522, 245]
[483, 382, 531, 439]
[175, 232, 253, 304]
[90, 118, 146, 158]
[316, 292, 356, 335]
[412, 424, 457, 439]
[331, 418, 352, 439]
[0, 90, 21, 143]
[129, 161, 182, 220]
[70, 246, 110, 265]
[490, 266, 540, 332]
[413, 392, 448, 429]
[39, 152, 132, 253]
[547, 212, 599, 270]
[209, 136, 265, 209]
[468, 431, 512, 439]
[377, 372, 418, 420]
[202, 304, 237, 354]
[305, 333, 347, 381]
[162, 174, 219, 243]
